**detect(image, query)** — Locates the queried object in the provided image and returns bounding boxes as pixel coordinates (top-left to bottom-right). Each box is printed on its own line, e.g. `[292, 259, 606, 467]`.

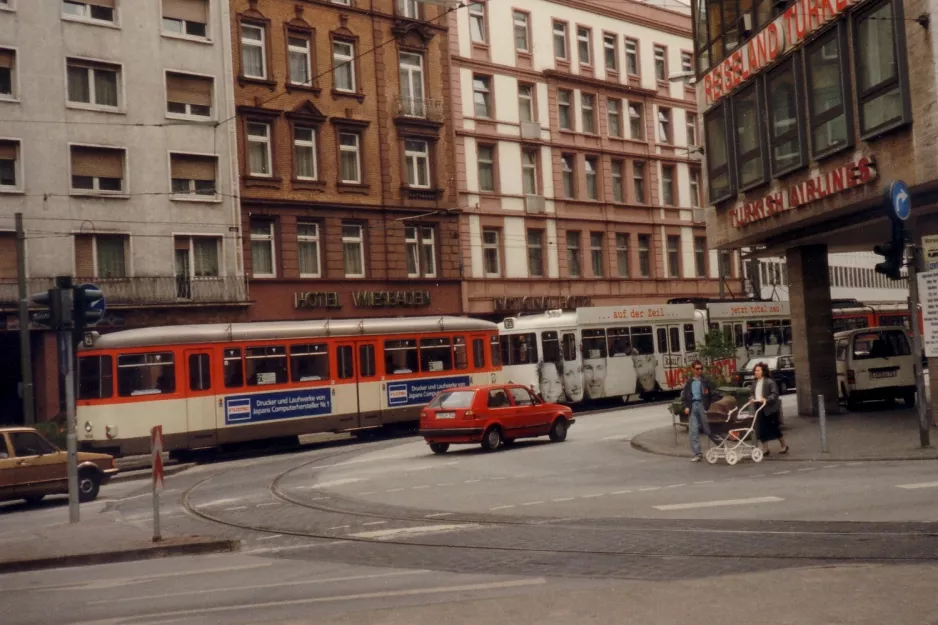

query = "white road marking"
[359, 492, 376, 496]
[694, 481, 714, 485]
[412, 485, 430, 490]
[312, 478, 365, 489]
[521, 501, 544, 506]
[489, 476, 506, 481]
[665, 484, 686, 489]
[224, 506, 247, 511]
[639, 487, 661, 492]
[3, 563, 273, 593]
[118, 489, 178, 502]
[257, 502, 281, 508]
[425, 512, 454, 518]
[199, 497, 244, 507]
[362, 521, 387, 526]
[490, 505, 515, 510]
[350, 524, 479, 540]
[307, 496, 330, 501]
[896, 481, 938, 490]
[601, 435, 629, 441]
[798, 468, 816, 472]
[436, 482, 454, 487]
[551, 497, 574, 502]
[774, 471, 791, 475]
[581, 494, 604, 499]
[254, 534, 282, 541]
[825, 465, 841, 469]
[243, 541, 347, 555]
[465, 479, 482, 483]
[654, 496, 784, 511]
[610, 490, 631, 495]
[387, 488, 405, 493]
[327, 525, 350, 531]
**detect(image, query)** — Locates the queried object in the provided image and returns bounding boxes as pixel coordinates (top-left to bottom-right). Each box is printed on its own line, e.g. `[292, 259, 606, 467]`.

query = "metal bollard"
[818, 394, 829, 453]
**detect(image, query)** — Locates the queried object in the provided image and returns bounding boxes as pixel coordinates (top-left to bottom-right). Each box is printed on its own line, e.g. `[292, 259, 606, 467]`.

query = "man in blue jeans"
[681, 360, 720, 462]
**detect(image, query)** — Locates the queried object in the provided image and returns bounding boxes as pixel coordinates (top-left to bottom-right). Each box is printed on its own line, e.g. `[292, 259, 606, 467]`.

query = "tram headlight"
[84, 421, 93, 433]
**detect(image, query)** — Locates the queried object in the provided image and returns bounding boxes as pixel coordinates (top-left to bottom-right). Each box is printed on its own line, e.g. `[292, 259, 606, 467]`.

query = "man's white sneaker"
[690, 455, 702, 462]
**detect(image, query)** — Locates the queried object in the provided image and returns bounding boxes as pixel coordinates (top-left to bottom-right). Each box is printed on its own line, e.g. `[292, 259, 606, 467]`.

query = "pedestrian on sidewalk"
[681, 360, 719, 462]
[751, 362, 789, 455]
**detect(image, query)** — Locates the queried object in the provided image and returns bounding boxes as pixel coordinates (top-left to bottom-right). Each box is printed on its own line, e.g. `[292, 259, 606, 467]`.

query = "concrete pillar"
[786, 244, 839, 417]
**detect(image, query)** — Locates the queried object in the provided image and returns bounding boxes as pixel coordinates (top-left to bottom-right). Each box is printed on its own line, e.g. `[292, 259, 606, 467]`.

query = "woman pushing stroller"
[750, 362, 789, 455]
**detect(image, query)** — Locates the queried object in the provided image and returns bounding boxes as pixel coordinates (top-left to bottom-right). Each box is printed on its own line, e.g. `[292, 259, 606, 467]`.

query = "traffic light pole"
[907, 248, 931, 447]
[55, 276, 80, 524]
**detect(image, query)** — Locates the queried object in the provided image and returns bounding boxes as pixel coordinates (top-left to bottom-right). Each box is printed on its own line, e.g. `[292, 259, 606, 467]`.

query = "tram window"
[507, 333, 538, 365]
[582, 329, 607, 359]
[607, 328, 631, 356]
[631, 326, 654, 355]
[245, 346, 287, 386]
[337, 346, 354, 380]
[746, 321, 765, 349]
[880, 315, 905, 327]
[765, 320, 783, 349]
[561, 333, 577, 361]
[656, 328, 667, 353]
[669, 327, 681, 353]
[223, 348, 244, 388]
[472, 338, 485, 368]
[499, 336, 511, 366]
[722, 324, 733, 345]
[683, 324, 696, 352]
[359, 344, 376, 377]
[733, 324, 743, 348]
[118, 352, 175, 397]
[188, 354, 211, 391]
[782, 320, 792, 345]
[490, 335, 502, 367]
[290, 344, 330, 382]
[421, 337, 454, 372]
[385, 339, 418, 374]
[78, 355, 113, 400]
[454, 337, 469, 370]
[542, 331, 560, 362]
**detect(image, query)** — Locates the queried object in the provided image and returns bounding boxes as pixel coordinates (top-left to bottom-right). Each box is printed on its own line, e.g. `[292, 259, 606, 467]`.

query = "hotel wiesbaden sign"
[294, 290, 432, 309]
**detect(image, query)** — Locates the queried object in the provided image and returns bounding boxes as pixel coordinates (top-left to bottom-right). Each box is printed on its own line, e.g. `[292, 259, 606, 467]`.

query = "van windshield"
[852, 331, 910, 360]
[428, 390, 476, 409]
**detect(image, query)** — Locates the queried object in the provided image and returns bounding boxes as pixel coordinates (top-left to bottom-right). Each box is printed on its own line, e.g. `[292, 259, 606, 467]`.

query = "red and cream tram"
[76, 317, 501, 456]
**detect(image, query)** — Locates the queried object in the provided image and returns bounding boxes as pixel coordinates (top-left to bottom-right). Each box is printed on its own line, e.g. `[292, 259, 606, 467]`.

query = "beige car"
[0, 427, 118, 505]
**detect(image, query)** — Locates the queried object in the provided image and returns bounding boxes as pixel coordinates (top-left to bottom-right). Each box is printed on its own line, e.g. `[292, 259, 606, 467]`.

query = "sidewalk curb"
[111, 463, 195, 484]
[0, 538, 240, 575]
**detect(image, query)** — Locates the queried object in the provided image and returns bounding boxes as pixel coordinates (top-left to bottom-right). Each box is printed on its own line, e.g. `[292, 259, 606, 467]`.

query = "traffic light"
[874, 218, 906, 281]
[29, 289, 63, 328]
[73, 284, 104, 328]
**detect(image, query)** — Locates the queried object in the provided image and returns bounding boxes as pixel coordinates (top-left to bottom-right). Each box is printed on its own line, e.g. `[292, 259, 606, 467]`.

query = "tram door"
[356, 341, 382, 429]
[657, 326, 684, 390]
[183, 350, 218, 450]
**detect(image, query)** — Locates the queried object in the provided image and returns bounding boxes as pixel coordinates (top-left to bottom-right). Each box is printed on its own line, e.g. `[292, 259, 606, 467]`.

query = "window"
[420, 338, 453, 372]
[294, 127, 317, 180]
[705, 103, 732, 202]
[469, 2, 486, 43]
[477, 144, 495, 192]
[518, 83, 534, 123]
[553, 21, 568, 59]
[174, 236, 220, 281]
[807, 25, 850, 156]
[558, 90, 572, 130]
[681, 51, 693, 74]
[223, 348, 243, 388]
[298, 222, 321, 277]
[360, 344, 376, 377]
[611, 159, 624, 202]
[385, 339, 418, 374]
[566, 231, 582, 277]
[629, 102, 644, 139]
[509, 387, 535, 406]
[735, 83, 766, 188]
[0, 140, 19, 189]
[399, 52, 425, 117]
[245, 346, 287, 386]
[241, 24, 266, 79]
[162, 0, 208, 38]
[689, 170, 701, 208]
[615, 233, 629, 277]
[472, 338, 485, 368]
[625, 38, 638, 75]
[0, 49, 15, 99]
[339, 132, 361, 183]
[482, 228, 500, 276]
[342, 223, 365, 277]
[70, 145, 124, 193]
[561, 154, 574, 198]
[603, 34, 617, 71]
[719, 249, 732, 278]
[404, 139, 430, 188]
[288, 33, 312, 86]
[75, 234, 128, 278]
[608, 99, 621, 138]
[694, 237, 706, 277]
[661, 165, 675, 206]
[667, 235, 680, 278]
[521, 149, 538, 195]
[250, 220, 275, 277]
[166, 72, 212, 118]
[290, 344, 330, 382]
[338, 345, 354, 379]
[633, 161, 645, 203]
[767, 59, 805, 176]
[585, 156, 598, 200]
[405, 226, 436, 277]
[246, 122, 271, 177]
[653, 45, 666, 81]
[577, 27, 592, 65]
[657, 107, 671, 143]
[333, 40, 356, 92]
[638, 234, 651, 277]
[117, 353, 175, 397]
[686, 112, 697, 146]
[855, 0, 909, 137]
[527, 229, 544, 277]
[513, 11, 529, 52]
[590, 232, 604, 277]
[581, 93, 595, 133]
[67, 59, 119, 108]
[684, 323, 696, 352]
[78, 355, 113, 400]
[170, 153, 216, 197]
[472, 75, 491, 117]
[63, 0, 115, 23]
[398, 0, 418, 19]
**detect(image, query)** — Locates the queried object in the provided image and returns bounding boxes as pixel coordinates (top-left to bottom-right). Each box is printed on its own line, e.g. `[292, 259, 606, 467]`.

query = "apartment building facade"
[0, 0, 244, 422]
[450, 0, 737, 318]
[232, 0, 462, 321]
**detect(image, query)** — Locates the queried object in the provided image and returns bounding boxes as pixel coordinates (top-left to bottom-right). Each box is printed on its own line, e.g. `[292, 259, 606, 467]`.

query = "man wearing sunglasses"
[681, 360, 720, 462]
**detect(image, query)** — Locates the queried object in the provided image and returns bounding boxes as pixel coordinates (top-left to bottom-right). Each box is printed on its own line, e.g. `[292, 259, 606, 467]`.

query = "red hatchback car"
[418, 384, 575, 454]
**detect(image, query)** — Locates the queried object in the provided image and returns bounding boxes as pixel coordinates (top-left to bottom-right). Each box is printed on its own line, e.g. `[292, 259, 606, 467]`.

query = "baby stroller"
[706, 400, 765, 465]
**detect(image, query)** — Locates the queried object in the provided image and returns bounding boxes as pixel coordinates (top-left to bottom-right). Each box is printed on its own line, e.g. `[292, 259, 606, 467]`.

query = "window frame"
[694, 236, 707, 278]
[607, 98, 622, 138]
[603, 33, 618, 71]
[293, 125, 318, 181]
[584, 155, 599, 200]
[638, 233, 651, 278]
[517, 82, 535, 123]
[338, 131, 362, 184]
[527, 228, 544, 277]
[615, 233, 629, 277]
[403, 138, 431, 189]
[689, 169, 701, 208]
[405, 225, 437, 278]
[667, 235, 681, 278]
[625, 38, 639, 76]
[513, 10, 530, 53]
[558, 89, 573, 130]
[399, 51, 425, 117]
[341, 222, 366, 278]
[75, 233, 130, 279]
[66, 57, 121, 111]
[68, 143, 126, 196]
[553, 20, 569, 60]
[686, 112, 697, 147]
[482, 228, 501, 277]
[611, 158, 624, 203]
[0, 47, 17, 101]
[590, 231, 604, 278]
[766, 57, 807, 178]
[704, 101, 735, 204]
[0, 138, 22, 192]
[240, 22, 268, 80]
[581, 92, 596, 134]
[63, 0, 117, 26]
[561, 153, 575, 199]
[249, 219, 276, 278]
[168, 151, 218, 200]
[472, 74, 492, 118]
[805, 21, 854, 159]
[332, 39, 357, 93]
[732, 80, 769, 190]
[577, 26, 593, 67]
[657, 106, 672, 144]
[661, 164, 675, 206]
[246, 120, 273, 178]
[632, 160, 645, 204]
[566, 230, 582, 278]
[629, 102, 644, 140]
[164, 70, 214, 121]
[477, 143, 496, 192]
[521, 148, 539, 195]
[469, 1, 488, 44]
[653, 44, 667, 82]
[297, 221, 321, 278]
[287, 30, 313, 87]
[398, 0, 419, 19]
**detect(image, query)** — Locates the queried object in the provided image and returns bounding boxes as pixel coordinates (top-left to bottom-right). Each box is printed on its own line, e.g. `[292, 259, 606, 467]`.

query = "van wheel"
[78, 470, 101, 503]
[481, 427, 503, 451]
[846, 393, 860, 411]
[429, 443, 449, 455]
[903, 391, 917, 408]
[549, 418, 568, 443]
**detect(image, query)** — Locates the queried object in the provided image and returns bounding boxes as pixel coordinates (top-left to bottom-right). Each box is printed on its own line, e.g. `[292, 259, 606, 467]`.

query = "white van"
[834, 327, 917, 409]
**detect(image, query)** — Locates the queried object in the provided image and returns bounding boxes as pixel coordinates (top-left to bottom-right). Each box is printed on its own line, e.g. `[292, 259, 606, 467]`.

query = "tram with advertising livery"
[705, 301, 793, 369]
[75, 317, 501, 457]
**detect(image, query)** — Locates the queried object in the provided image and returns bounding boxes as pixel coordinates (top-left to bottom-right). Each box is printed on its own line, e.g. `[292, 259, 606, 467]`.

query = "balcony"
[0, 276, 249, 308]
[393, 96, 445, 123]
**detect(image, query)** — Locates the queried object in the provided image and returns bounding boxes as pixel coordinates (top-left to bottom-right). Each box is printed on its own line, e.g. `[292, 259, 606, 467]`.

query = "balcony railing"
[0, 276, 249, 307]
[393, 95, 445, 121]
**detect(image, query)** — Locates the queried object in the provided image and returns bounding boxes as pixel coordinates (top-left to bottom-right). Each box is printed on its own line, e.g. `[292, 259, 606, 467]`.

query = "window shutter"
[71, 147, 124, 179]
[74, 235, 95, 277]
[162, 0, 207, 23]
[0, 233, 15, 278]
[171, 154, 216, 181]
[0, 141, 17, 160]
[175, 236, 191, 251]
[86, 0, 116, 7]
[166, 73, 212, 106]
[0, 50, 14, 70]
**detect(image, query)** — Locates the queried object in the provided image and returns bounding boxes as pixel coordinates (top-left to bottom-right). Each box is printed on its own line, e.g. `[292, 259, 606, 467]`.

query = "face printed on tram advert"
[562, 358, 584, 402]
[537, 360, 564, 404]
[583, 357, 607, 400]
[632, 352, 658, 394]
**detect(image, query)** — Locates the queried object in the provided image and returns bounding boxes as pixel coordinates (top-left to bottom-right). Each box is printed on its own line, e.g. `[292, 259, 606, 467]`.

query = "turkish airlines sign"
[703, 0, 866, 108]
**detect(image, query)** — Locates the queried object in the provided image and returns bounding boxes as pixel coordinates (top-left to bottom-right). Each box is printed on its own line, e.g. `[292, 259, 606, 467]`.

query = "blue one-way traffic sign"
[888, 180, 911, 221]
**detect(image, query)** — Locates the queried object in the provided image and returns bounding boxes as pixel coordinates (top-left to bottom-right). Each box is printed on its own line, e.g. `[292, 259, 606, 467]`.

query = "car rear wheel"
[548, 418, 568, 443]
[429, 442, 450, 455]
[78, 470, 101, 503]
[481, 427, 503, 451]
[23, 495, 45, 505]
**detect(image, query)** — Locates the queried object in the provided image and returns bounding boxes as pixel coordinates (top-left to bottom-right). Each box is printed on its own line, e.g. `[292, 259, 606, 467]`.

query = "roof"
[833, 326, 911, 338]
[0, 426, 39, 433]
[82, 317, 498, 350]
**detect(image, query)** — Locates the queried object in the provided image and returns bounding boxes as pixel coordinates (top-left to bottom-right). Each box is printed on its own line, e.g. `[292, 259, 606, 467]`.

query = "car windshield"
[740, 358, 778, 372]
[428, 390, 475, 409]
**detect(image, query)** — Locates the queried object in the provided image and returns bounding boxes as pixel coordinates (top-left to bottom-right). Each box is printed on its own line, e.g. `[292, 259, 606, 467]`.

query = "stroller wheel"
[751, 447, 764, 463]
[725, 449, 739, 466]
[705, 448, 719, 464]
